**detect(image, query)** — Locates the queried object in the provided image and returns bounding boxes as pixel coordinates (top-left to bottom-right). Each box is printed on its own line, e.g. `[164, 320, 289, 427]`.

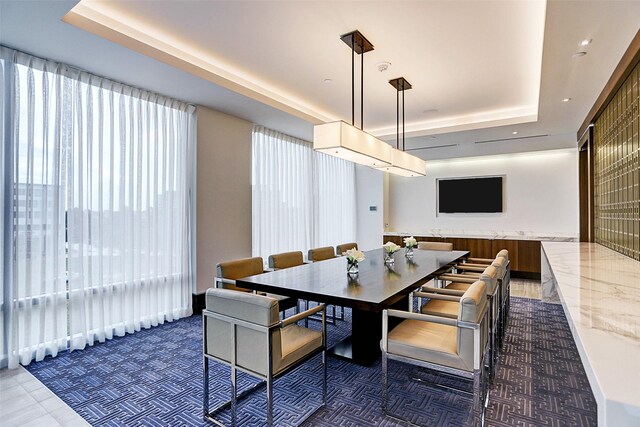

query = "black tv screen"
[438, 177, 503, 213]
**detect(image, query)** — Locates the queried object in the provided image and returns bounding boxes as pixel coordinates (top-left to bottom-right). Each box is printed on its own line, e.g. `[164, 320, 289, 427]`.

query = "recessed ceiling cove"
[64, 0, 546, 139]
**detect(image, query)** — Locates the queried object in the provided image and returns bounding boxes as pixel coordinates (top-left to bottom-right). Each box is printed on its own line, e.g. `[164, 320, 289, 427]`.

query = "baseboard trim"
[192, 292, 206, 314]
[512, 271, 541, 280]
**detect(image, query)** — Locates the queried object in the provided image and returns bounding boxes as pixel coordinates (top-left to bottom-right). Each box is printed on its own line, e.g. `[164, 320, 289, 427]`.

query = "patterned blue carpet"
[26, 297, 597, 426]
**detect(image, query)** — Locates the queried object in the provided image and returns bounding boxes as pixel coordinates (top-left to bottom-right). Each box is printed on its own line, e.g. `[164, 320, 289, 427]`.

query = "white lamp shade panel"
[375, 147, 427, 177]
[313, 121, 392, 167]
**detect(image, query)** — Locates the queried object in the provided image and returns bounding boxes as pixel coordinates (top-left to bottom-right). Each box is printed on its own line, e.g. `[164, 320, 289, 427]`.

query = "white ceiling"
[1, 1, 639, 160]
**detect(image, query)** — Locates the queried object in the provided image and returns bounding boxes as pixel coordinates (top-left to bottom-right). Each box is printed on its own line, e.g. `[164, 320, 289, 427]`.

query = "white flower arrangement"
[345, 248, 366, 263]
[403, 236, 418, 249]
[383, 241, 401, 254]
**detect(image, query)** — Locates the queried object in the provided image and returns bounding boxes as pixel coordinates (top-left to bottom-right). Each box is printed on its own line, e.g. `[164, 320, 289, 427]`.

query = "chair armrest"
[466, 257, 493, 264]
[215, 277, 237, 287]
[416, 287, 465, 296]
[281, 304, 326, 328]
[460, 262, 490, 268]
[455, 264, 485, 272]
[413, 291, 461, 302]
[384, 309, 458, 326]
[438, 274, 476, 284]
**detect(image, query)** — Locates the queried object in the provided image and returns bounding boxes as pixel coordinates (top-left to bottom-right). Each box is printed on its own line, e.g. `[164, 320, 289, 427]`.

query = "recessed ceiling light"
[376, 61, 391, 72]
[323, 78, 332, 84]
[580, 39, 592, 46]
[572, 51, 587, 58]
[512, 131, 518, 135]
[562, 98, 571, 102]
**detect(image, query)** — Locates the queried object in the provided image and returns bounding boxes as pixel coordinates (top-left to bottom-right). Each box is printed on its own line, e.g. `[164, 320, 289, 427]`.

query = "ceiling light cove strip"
[62, 1, 335, 125]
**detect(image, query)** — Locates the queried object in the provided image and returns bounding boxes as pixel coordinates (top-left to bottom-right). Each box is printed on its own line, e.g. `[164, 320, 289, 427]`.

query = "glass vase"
[405, 246, 414, 258]
[384, 251, 395, 265]
[347, 259, 359, 275]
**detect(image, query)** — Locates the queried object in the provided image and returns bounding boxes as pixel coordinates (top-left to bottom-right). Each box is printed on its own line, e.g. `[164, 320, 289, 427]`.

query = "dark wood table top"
[237, 248, 469, 312]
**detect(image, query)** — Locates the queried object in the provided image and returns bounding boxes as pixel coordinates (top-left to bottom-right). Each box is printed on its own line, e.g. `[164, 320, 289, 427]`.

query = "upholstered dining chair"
[335, 242, 358, 256]
[307, 246, 337, 262]
[216, 257, 298, 313]
[268, 251, 305, 270]
[450, 255, 510, 348]
[417, 241, 454, 251]
[382, 281, 490, 426]
[203, 288, 327, 426]
[424, 265, 501, 377]
[307, 246, 344, 321]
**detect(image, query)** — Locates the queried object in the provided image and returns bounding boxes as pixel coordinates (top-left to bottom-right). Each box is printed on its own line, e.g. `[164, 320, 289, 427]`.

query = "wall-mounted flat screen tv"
[438, 176, 503, 213]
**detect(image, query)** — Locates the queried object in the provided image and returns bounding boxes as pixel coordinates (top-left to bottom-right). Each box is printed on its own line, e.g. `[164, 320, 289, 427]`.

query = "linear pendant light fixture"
[313, 30, 392, 167]
[375, 77, 427, 177]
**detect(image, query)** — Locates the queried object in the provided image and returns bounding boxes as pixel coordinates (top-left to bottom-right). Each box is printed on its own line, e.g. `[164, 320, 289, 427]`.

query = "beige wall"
[196, 106, 253, 293]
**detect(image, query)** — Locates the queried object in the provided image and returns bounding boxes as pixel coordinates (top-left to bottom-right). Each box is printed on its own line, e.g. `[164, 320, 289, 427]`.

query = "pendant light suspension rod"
[389, 77, 412, 151]
[351, 33, 355, 127]
[402, 80, 405, 151]
[342, 30, 373, 130]
[396, 88, 400, 150]
[361, 47, 364, 130]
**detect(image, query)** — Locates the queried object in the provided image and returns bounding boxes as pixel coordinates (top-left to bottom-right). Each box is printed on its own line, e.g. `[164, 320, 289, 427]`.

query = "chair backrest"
[496, 249, 509, 261]
[308, 246, 336, 262]
[204, 288, 282, 376]
[268, 251, 304, 270]
[336, 242, 358, 256]
[216, 257, 264, 292]
[456, 280, 488, 371]
[491, 256, 507, 282]
[417, 241, 453, 251]
[478, 265, 498, 295]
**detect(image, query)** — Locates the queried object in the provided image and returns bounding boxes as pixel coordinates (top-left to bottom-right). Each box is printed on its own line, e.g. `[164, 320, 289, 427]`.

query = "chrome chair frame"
[203, 304, 327, 427]
[381, 309, 489, 427]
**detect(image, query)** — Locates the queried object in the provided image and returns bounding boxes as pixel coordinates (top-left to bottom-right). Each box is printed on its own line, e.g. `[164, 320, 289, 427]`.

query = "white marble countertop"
[541, 242, 640, 426]
[384, 229, 578, 241]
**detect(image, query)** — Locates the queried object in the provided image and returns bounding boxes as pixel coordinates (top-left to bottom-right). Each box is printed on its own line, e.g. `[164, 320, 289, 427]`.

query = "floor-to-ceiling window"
[1, 46, 196, 368]
[251, 126, 356, 261]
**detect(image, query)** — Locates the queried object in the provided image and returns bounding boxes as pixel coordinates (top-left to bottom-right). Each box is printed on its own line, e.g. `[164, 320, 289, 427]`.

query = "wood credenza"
[383, 234, 541, 277]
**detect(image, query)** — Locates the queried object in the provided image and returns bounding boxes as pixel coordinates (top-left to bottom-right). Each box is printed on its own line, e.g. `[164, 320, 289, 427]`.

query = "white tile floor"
[0, 365, 90, 427]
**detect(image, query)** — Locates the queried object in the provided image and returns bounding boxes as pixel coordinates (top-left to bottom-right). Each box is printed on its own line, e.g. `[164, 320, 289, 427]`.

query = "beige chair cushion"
[386, 319, 471, 371]
[445, 282, 471, 291]
[388, 281, 488, 373]
[417, 241, 453, 251]
[276, 325, 323, 375]
[420, 299, 458, 318]
[336, 242, 358, 256]
[308, 246, 336, 261]
[268, 251, 304, 270]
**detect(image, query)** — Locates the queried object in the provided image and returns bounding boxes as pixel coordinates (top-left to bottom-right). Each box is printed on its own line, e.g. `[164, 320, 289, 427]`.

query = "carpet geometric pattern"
[26, 297, 597, 426]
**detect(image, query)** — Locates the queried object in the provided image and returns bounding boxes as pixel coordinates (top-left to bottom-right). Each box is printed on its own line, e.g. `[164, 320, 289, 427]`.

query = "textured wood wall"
[594, 61, 640, 261]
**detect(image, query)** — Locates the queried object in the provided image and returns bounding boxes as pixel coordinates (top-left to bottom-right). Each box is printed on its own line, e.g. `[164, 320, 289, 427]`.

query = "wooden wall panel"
[382, 235, 539, 273]
[465, 239, 493, 259]
[491, 239, 519, 271]
[517, 240, 541, 273]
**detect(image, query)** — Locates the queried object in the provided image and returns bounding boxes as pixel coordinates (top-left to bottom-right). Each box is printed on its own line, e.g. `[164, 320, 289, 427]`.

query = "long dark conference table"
[237, 248, 469, 365]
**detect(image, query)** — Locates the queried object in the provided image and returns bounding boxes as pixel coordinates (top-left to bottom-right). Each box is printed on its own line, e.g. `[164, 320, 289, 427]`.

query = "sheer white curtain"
[1, 46, 195, 368]
[252, 126, 356, 261]
[313, 153, 356, 249]
[252, 126, 314, 259]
